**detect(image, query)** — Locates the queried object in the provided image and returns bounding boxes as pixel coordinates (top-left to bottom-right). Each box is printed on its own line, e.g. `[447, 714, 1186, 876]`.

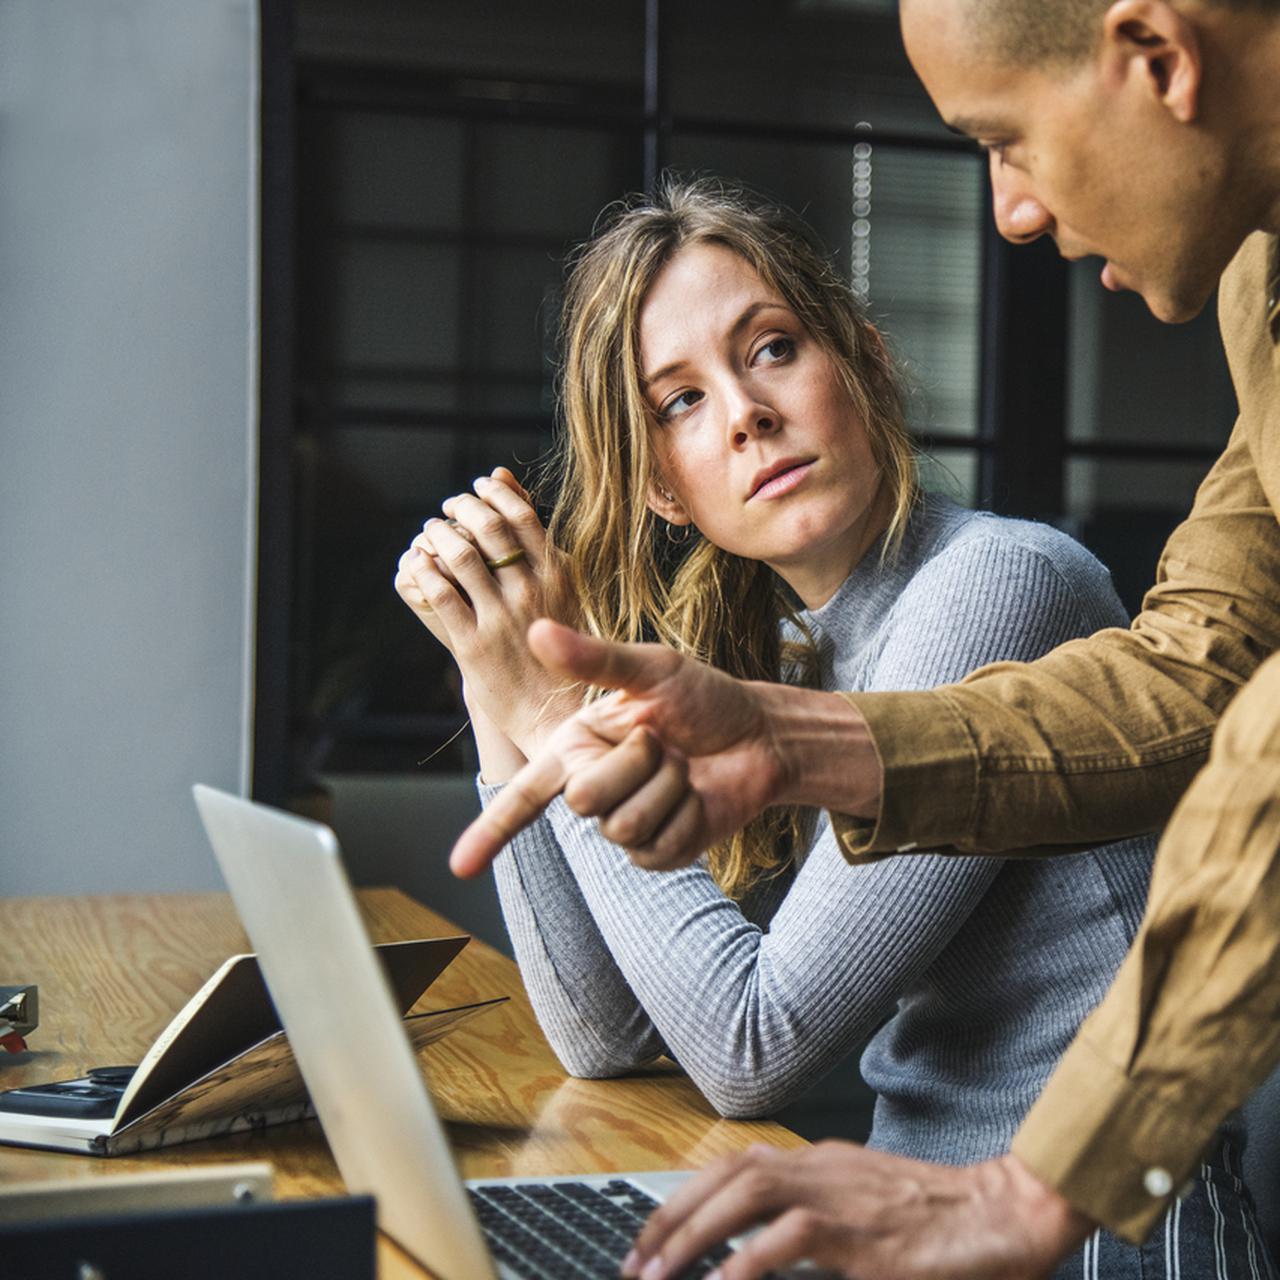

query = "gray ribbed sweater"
[480, 496, 1161, 1165]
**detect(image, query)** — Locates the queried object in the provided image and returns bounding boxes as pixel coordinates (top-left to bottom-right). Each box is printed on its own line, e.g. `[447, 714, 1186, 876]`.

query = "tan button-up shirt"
[833, 231, 1280, 1243]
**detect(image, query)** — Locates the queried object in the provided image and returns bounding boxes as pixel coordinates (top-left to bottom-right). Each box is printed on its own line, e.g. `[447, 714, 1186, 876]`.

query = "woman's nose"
[727, 387, 778, 448]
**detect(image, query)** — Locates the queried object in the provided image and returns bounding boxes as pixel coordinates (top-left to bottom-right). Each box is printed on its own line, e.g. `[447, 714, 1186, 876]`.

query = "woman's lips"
[752, 460, 815, 501]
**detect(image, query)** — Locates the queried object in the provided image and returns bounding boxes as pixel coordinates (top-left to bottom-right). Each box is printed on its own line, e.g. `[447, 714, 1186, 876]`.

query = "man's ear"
[1101, 0, 1203, 123]
[646, 480, 693, 526]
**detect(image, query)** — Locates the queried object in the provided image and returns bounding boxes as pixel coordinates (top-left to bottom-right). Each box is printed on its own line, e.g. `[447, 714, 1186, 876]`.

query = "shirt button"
[1144, 1167, 1174, 1198]
[896, 841, 918, 853]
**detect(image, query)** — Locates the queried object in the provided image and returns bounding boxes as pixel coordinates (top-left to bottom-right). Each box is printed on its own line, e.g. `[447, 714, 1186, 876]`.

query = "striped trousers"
[1053, 1141, 1276, 1280]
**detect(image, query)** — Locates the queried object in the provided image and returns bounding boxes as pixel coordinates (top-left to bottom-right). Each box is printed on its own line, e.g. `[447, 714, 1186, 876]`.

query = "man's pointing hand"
[449, 619, 882, 878]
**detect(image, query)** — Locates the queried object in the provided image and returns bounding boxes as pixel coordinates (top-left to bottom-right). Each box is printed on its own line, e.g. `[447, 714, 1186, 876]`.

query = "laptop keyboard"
[468, 1179, 734, 1279]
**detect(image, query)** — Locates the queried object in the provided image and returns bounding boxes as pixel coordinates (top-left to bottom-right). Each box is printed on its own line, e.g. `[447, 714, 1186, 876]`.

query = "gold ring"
[485, 549, 527, 571]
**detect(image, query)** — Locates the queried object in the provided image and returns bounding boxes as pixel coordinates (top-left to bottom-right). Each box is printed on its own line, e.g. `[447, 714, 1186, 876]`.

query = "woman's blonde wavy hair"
[542, 176, 917, 899]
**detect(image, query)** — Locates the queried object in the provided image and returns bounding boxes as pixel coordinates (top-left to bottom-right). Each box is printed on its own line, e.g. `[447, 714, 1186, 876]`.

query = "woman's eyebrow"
[642, 358, 688, 388]
[642, 300, 791, 387]
[730, 299, 790, 337]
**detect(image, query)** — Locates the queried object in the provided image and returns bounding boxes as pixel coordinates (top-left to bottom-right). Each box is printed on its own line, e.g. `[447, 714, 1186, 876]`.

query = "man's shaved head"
[902, 0, 1280, 323]
[962, 0, 1109, 65]
[963, 0, 1275, 67]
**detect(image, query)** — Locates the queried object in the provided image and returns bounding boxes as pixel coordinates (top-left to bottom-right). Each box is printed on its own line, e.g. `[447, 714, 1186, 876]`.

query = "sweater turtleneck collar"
[794, 493, 971, 684]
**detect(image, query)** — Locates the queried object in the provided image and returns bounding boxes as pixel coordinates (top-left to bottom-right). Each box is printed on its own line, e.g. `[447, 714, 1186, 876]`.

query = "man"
[452, 1, 1280, 1275]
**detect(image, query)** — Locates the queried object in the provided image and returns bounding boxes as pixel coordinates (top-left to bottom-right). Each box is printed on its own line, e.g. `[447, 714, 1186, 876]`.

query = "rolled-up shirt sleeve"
[1013, 654, 1280, 1240]
[831, 411, 1280, 861]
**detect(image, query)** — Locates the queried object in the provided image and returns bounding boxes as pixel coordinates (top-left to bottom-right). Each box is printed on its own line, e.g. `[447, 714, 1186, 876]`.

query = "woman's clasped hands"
[394, 467, 583, 775]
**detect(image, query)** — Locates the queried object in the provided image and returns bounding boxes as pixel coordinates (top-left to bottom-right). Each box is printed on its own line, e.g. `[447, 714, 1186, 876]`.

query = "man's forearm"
[826, 415, 1280, 862]
[751, 681, 884, 819]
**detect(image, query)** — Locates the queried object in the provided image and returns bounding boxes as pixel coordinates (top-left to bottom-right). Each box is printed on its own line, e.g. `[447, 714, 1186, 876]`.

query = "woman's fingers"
[396, 546, 473, 644]
[441, 491, 532, 572]
[439, 470, 546, 567]
[473, 473, 547, 560]
[395, 546, 436, 616]
[426, 515, 508, 606]
[407, 531, 460, 588]
[489, 465, 531, 501]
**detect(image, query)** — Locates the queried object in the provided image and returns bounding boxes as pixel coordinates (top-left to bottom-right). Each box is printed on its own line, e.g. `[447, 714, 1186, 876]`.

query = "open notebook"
[0, 935, 503, 1156]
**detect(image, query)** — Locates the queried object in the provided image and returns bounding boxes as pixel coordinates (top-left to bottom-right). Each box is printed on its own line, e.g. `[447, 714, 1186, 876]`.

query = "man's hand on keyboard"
[621, 1142, 1093, 1280]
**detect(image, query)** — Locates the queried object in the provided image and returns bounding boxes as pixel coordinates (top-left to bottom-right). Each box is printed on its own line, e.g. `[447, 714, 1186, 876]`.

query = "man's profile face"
[900, 0, 1232, 323]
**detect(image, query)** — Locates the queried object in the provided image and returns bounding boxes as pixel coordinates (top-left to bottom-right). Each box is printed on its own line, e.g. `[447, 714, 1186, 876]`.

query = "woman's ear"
[646, 480, 693, 526]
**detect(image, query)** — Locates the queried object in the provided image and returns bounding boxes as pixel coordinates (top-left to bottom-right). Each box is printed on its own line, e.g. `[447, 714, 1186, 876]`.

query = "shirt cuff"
[1012, 1032, 1223, 1244]
[828, 689, 981, 862]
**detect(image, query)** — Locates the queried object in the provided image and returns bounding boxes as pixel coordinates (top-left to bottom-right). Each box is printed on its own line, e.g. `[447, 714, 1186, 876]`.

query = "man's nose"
[990, 157, 1053, 245]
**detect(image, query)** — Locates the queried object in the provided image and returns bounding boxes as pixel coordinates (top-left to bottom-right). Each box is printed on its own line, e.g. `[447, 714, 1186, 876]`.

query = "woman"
[395, 179, 1270, 1278]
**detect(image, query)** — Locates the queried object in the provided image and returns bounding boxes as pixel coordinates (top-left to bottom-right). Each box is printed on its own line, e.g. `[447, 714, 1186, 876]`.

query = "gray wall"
[0, 1, 259, 894]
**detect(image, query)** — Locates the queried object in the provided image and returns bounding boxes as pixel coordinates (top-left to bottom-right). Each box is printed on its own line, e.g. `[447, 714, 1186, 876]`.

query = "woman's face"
[638, 240, 887, 609]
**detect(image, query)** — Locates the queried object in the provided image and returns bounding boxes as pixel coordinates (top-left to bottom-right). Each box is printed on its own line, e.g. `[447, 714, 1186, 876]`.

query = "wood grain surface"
[0, 889, 805, 1277]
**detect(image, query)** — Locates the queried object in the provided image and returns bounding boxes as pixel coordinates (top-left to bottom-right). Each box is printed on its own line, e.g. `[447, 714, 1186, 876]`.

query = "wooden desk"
[0, 890, 805, 1277]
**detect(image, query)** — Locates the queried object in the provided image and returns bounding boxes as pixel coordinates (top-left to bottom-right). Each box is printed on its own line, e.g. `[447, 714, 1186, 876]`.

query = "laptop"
[192, 784, 737, 1280]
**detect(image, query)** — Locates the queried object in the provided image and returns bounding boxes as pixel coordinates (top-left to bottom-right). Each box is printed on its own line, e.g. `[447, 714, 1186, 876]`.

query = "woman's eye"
[755, 336, 794, 365]
[660, 389, 703, 420]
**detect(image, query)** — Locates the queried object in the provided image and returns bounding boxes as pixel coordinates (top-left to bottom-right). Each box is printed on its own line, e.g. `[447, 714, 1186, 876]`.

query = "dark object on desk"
[0, 985, 38, 1054]
[0, 1194, 376, 1280]
[0, 1068, 135, 1120]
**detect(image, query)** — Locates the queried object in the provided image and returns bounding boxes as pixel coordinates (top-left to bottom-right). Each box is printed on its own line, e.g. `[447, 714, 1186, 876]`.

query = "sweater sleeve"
[481, 786, 666, 1076]
[540, 531, 1125, 1117]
